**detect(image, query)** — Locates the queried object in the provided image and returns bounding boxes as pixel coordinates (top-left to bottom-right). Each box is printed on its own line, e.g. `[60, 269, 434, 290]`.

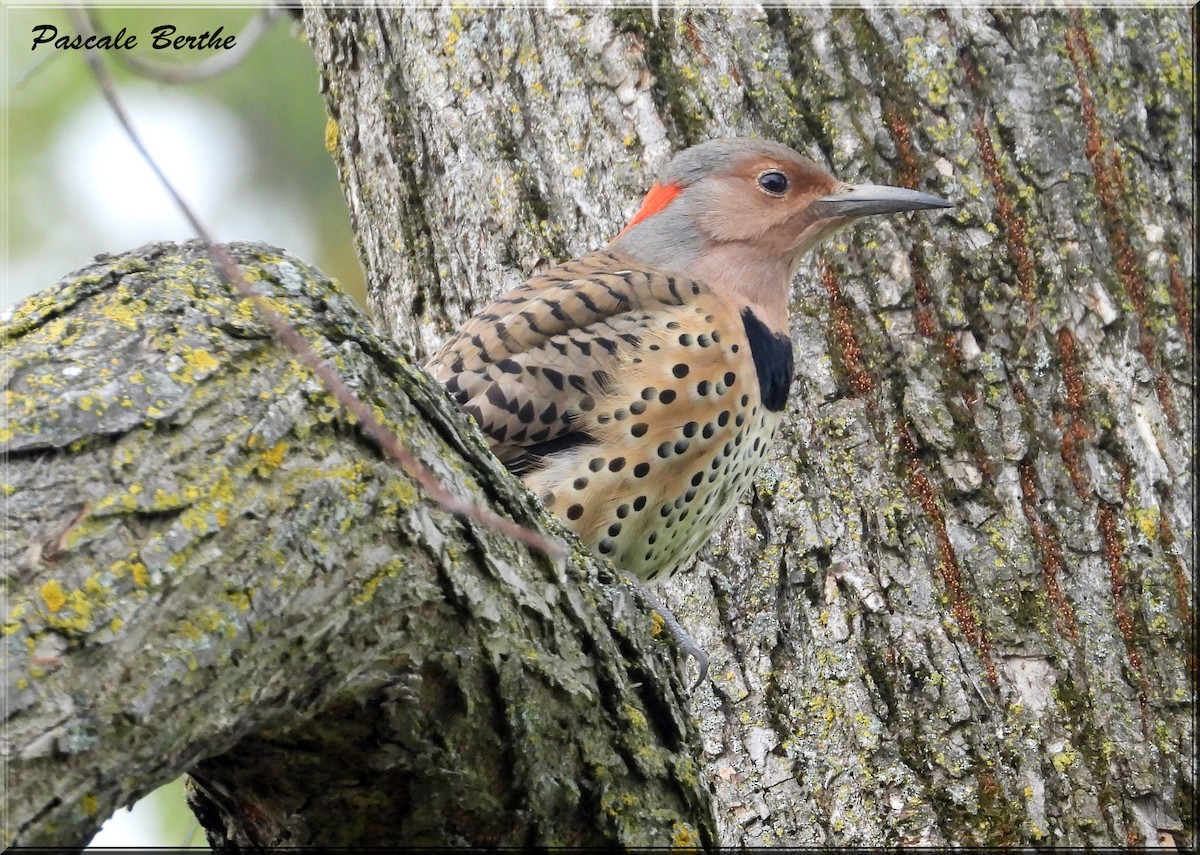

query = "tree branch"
[3, 241, 715, 848]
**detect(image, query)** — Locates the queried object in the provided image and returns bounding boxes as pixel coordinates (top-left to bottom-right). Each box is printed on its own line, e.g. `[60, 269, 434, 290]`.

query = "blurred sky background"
[6, 4, 365, 307]
[6, 4, 369, 847]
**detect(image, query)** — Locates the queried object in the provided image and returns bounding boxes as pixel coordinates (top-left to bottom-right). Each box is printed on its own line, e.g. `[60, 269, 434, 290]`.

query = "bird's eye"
[757, 170, 789, 196]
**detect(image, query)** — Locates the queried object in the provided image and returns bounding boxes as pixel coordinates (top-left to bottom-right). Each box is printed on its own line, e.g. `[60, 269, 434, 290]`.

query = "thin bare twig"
[87, 7, 282, 85]
[66, 7, 566, 559]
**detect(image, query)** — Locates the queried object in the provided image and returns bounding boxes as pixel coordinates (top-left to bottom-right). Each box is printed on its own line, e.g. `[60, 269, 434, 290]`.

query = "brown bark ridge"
[2, 241, 715, 848]
[306, 4, 1193, 847]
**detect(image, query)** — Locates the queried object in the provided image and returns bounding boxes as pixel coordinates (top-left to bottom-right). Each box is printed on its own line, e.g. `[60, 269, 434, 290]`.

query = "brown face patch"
[694, 152, 839, 248]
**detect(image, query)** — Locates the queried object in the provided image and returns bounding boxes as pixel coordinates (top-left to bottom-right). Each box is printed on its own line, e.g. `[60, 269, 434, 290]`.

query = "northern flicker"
[427, 138, 950, 678]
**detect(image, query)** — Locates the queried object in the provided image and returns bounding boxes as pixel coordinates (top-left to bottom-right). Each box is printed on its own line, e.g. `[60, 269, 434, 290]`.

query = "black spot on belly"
[741, 307, 794, 412]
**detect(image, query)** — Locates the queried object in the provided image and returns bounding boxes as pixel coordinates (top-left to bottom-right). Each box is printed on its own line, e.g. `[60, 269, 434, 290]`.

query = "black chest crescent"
[740, 308, 794, 413]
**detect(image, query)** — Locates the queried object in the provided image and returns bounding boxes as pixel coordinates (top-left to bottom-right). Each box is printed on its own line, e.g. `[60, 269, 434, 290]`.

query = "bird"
[426, 137, 950, 681]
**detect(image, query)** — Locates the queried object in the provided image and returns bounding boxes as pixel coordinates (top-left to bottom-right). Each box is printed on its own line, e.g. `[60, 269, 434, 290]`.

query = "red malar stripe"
[617, 182, 683, 236]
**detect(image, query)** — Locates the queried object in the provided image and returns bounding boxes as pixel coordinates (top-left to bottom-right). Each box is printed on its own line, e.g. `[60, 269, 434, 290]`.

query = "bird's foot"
[630, 579, 709, 691]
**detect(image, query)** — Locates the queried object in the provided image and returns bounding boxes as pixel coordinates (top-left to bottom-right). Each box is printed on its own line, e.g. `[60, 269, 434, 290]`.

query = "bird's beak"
[812, 183, 953, 219]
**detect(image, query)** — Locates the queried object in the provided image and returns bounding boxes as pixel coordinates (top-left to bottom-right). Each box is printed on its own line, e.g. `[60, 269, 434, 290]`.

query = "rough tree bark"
[3, 242, 713, 847]
[304, 3, 1193, 848]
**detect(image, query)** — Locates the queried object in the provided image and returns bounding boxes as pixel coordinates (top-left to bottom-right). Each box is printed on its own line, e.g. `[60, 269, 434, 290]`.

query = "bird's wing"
[425, 249, 707, 472]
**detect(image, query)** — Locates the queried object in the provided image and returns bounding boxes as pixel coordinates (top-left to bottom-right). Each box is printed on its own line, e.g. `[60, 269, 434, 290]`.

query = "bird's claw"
[679, 639, 710, 691]
[656, 607, 710, 691]
[632, 578, 710, 691]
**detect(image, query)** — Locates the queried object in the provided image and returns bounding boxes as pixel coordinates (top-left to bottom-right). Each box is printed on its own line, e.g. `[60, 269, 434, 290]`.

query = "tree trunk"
[306, 4, 1193, 847]
[3, 241, 714, 848]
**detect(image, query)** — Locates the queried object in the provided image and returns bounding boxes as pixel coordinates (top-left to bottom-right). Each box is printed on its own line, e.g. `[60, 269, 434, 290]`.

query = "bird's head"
[609, 138, 951, 325]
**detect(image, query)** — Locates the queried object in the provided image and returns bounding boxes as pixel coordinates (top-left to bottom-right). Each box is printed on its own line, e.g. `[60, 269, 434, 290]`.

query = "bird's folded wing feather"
[425, 249, 707, 471]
